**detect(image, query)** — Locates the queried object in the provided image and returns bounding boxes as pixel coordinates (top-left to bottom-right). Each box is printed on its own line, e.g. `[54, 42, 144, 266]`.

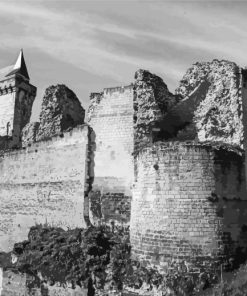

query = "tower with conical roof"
[0, 49, 36, 149]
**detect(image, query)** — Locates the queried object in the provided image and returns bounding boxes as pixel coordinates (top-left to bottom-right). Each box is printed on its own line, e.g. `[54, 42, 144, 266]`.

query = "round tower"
[130, 141, 247, 273]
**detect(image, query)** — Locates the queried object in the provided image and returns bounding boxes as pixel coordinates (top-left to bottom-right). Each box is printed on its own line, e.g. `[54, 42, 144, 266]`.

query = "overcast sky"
[0, 1, 246, 120]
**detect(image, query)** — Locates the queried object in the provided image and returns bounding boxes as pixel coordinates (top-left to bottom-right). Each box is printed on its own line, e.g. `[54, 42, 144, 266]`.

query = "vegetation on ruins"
[201, 264, 247, 296]
[2, 224, 241, 295]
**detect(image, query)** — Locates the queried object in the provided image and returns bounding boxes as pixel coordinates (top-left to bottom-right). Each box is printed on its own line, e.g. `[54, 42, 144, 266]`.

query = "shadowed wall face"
[0, 91, 15, 137]
[87, 70, 178, 225]
[0, 76, 36, 149]
[1, 270, 87, 296]
[88, 86, 134, 225]
[0, 125, 88, 252]
[13, 76, 37, 145]
[130, 142, 247, 272]
[241, 69, 247, 193]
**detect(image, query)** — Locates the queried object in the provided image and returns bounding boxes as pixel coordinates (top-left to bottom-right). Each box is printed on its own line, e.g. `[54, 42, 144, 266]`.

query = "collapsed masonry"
[0, 81, 93, 251]
[88, 60, 247, 273]
[1, 51, 247, 274]
[22, 84, 85, 145]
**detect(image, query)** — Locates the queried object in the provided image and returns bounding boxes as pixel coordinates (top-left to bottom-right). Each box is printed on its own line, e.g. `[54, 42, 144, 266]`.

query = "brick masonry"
[0, 92, 15, 138]
[0, 125, 90, 252]
[0, 76, 36, 149]
[1, 269, 87, 296]
[89, 191, 131, 225]
[130, 142, 247, 272]
[0, 60, 247, 287]
[88, 86, 134, 225]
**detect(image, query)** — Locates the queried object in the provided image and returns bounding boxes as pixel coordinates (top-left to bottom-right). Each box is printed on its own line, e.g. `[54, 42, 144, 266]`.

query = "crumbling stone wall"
[214, 149, 246, 199]
[151, 60, 245, 147]
[0, 76, 36, 149]
[22, 84, 85, 146]
[88, 70, 181, 225]
[2, 270, 87, 296]
[133, 69, 179, 151]
[12, 77, 37, 148]
[22, 122, 40, 147]
[130, 142, 247, 273]
[213, 149, 247, 259]
[172, 60, 243, 147]
[2, 270, 27, 296]
[240, 68, 247, 200]
[89, 191, 131, 225]
[88, 85, 134, 225]
[0, 125, 91, 252]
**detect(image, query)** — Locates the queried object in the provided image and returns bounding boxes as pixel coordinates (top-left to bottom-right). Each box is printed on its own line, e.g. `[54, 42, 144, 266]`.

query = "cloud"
[1, 0, 247, 102]
[0, 2, 61, 20]
[0, 2, 138, 81]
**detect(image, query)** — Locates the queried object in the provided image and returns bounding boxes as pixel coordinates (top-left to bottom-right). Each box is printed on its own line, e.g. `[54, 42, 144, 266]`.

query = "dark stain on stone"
[153, 163, 159, 170]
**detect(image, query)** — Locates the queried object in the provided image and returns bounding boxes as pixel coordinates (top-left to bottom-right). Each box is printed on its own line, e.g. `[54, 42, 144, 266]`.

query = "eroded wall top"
[88, 85, 134, 194]
[22, 84, 85, 145]
[133, 69, 180, 151]
[171, 60, 243, 147]
[0, 125, 89, 252]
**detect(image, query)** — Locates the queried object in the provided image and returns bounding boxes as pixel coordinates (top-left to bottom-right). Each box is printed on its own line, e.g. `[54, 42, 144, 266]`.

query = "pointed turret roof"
[5, 49, 30, 80]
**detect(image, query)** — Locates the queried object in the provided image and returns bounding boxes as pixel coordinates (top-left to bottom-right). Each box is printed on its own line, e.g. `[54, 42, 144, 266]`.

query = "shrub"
[202, 264, 247, 296]
[10, 224, 225, 295]
[13, 224, 117, 287]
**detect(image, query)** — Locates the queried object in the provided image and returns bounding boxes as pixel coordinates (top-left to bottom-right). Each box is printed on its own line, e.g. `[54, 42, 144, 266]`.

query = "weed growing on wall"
[201, 264, 247, 296]
[12, 224, 112, 288]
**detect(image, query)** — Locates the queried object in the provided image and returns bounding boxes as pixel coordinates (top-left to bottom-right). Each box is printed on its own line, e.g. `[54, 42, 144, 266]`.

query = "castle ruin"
[0, 52, 247, 273]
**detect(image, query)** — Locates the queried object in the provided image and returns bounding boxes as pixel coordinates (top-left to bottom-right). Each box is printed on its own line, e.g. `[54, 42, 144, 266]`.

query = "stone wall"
[35, 84, 85, 142]
[241, 68, 247, 196]
[2, 270, 88, 296]
[0, 76, 36, 150]
[133, 69, 179, 152]
[130, 142, 247, 273]
[88, 86, 134, 225]
[174, 60, 243, 148]
[0, 125, 90, 252]
[87, 70, 180, 225]
[22, 84, 84, 146]
[12, 78, 37, 148]
[2, 270, 27, 296]
[89, 191, 131, 225]
[0, 92, 15, 138]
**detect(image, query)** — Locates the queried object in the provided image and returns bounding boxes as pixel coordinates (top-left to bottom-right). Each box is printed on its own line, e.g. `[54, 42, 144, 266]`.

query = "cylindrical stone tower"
[130, 142, 243, 273]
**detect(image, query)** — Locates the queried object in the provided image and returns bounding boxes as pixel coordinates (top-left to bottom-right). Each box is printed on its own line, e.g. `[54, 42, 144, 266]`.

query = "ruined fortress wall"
[240, 69, 247, 194]
[214, 149, 247, 254]
[214, 149, 246, 200]
[130, 142, 247, 272]
[0, 125, 89, 252]
[2, 270, 88, 296]
[88, 86, 134, 224]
